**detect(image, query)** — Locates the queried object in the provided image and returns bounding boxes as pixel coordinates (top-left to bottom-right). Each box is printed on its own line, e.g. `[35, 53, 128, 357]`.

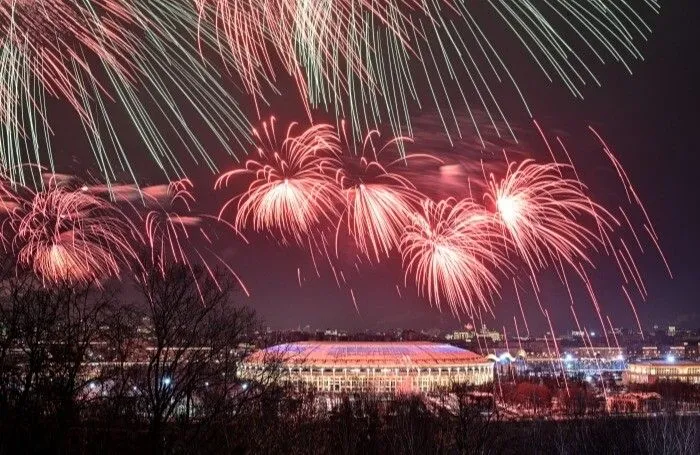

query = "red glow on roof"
[246, 341, 487, 367]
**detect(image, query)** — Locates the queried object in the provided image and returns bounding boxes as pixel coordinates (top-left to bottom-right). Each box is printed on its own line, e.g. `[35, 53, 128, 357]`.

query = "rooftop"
[631, 360, 700, 367]
[246, 341, 487, 367]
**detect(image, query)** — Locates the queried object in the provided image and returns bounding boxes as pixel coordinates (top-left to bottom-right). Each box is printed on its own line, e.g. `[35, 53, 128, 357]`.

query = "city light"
[498, 352, 514, 363]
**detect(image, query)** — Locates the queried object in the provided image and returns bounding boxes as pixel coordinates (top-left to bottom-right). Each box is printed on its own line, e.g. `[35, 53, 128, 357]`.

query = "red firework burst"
[334, 131, 422, 262]
[401, 198, 507, 316]
[216, 117, 341, 243]
[486, 160, 614, 272]
[11, 177, 139, 284]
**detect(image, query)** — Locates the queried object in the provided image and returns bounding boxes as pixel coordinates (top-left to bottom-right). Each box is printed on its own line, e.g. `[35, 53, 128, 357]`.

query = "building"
[446, 330, 474, 342]
[606, 393, 661, 413]
[624, 359, 700, 384]
[565, 346, 625, 360]
[446, 325, 501, 343]
[669, 346, 686, 359]
[641, 346, 660, 359]
[242, 341, 493, 394]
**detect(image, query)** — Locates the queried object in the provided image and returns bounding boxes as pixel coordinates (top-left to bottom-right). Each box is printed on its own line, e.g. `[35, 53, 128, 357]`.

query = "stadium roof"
[246, 341, 487, 367]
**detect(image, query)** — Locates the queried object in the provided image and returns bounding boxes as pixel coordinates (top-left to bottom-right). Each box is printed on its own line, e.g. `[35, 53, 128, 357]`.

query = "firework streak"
[0, 0, 249, 183]
[198, 1, 658, 142]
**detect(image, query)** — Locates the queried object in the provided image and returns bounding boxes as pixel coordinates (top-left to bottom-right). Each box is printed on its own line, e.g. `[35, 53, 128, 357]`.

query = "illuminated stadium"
[242, 342, 493, 394]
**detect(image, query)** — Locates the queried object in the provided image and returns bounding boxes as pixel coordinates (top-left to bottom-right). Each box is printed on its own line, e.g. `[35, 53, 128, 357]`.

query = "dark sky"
[51, 2, 700, 334]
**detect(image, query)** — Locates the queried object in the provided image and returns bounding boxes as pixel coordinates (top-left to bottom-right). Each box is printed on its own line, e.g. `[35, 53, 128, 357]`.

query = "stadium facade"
[624, 360, 700, 384]
[242, 341, 493, 394]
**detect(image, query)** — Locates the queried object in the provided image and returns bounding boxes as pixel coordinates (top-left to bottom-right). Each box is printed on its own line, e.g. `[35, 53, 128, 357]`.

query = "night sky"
[49, 2, 700, 334]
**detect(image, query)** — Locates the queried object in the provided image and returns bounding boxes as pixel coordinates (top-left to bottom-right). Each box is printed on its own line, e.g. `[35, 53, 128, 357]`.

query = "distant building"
[446, 331, 474, 342]
[566, 346, 624, 360]
[641, 346, 660, 359]
[478, 326, 502, 342]
[446, 325, 501, 343]
[625, 360, 700, 384]
[606, 393, 661, 413]
[669, 346, 686, 359]
[242, 342, 493, 394]
[683, 342, 700, 359]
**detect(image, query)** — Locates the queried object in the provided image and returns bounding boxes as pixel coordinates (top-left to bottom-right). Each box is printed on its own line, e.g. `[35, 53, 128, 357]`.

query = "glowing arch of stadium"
[242, 342, 494, 394]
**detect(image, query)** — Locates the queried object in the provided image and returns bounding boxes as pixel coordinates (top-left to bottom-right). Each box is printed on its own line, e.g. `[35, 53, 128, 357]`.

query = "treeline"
[0, 262, 266, 454]
[0, 263, 698, 454]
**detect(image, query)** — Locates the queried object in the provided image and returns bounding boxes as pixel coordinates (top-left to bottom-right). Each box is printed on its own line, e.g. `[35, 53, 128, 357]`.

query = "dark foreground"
[1, 401, 697, 454]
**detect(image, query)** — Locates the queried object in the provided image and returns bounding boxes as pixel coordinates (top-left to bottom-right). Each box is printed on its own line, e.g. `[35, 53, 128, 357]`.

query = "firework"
[83, 177, 249, 293]
[198, 1, 657, 142]
[216, 118, 341, 243]
[0, 0, 249, 183]
[334, 132, 421, 261]
[400, 198, 507, 316]
[11, 178, 140, 284]
[195, 1, 414, 113]
[485, 159, 614, 273]
[0, 0, 135, 117]
[142, 179, 199, 271]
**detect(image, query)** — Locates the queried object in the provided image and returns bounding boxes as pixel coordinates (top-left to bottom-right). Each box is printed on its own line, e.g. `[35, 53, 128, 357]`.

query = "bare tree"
[0, 271, 115, 452]
[133, 263, 257, 454]
[637, 413, 699, 455]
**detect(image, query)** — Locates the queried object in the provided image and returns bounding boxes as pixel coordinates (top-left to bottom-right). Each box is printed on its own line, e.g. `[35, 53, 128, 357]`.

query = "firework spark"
[0, 0, 249, 183]
[139, 179, 248, 295]
[401, 198, 507, 316]
[216, 118, 341, 243]
[143, 179, 199, 271]
[334, 132, 422, 261]
[0, 0, 135, 118]
[11, 178, 139, 284]
[198, 1, 657, 142]
[486, 159, 613, 273]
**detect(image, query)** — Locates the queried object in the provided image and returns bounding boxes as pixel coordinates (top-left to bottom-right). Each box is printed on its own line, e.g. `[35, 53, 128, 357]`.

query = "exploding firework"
[213, 116, 667, 342]
[0, 0, 248, 183]
[485, 159, 613, 273]
[216, 118, 341, 243]
[198, 1, 657, 142]
[10, 178, 139, 284]
[139, 178, 248, 295]
[142, 179, 198, 271]
[400, 198, 507, 316]
[334, 131, 422, 262]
